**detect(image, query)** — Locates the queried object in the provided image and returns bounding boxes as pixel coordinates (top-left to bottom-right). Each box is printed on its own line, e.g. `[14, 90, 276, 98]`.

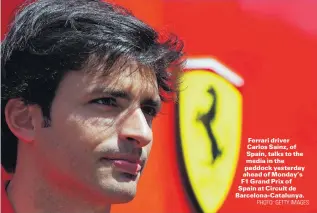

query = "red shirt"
[1, 167, 14, 213]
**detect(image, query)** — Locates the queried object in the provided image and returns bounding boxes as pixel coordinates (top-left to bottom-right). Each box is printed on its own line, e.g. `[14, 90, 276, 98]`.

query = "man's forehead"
[84, 57, 157, 80]
[84, 71, 160, 101]
[84, 60, 157, 84]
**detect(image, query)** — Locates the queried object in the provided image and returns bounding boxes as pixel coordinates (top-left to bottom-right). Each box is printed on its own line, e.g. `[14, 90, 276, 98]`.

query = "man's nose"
[118, 108, 152, 147]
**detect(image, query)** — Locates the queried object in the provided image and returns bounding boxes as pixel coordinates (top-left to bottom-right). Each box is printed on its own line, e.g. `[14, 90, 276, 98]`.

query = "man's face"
[31, 64, 161, 203]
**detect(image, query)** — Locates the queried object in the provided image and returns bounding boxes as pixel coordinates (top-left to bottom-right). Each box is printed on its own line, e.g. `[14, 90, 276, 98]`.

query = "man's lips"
[102, 157, 143, 175]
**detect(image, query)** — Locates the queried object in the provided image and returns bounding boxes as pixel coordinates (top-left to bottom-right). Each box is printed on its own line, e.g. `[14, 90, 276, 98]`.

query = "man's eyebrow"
[89, 87, 131, 100]
[141, 98, 162, 110]
[88, 88, 161, 109]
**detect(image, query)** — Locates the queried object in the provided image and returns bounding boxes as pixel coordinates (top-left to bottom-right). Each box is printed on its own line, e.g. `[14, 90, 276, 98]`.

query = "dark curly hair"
[1, 0, 184, 173]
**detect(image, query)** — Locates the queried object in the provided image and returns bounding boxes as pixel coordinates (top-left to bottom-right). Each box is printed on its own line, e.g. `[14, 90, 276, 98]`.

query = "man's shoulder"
[1, 167, 14, 213]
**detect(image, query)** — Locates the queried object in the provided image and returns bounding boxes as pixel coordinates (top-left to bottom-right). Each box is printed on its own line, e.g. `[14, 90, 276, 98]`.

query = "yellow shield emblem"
[177, 58, 243, 213]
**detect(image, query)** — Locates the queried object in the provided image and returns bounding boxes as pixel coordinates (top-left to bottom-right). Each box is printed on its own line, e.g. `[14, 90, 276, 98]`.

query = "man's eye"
[142, 106, 158, 117]
[90, 98, 117, 106]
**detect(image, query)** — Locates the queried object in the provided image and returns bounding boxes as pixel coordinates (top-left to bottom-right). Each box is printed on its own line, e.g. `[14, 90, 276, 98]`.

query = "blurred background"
[2, 0, 317, 212]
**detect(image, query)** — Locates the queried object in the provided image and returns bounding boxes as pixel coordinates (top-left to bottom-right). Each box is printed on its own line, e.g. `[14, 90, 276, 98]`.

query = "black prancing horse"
[197, 87, 222, 163]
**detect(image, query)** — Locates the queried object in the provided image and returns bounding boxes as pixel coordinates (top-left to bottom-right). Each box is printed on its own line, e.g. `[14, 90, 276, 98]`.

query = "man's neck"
[7, 165, 111, 213]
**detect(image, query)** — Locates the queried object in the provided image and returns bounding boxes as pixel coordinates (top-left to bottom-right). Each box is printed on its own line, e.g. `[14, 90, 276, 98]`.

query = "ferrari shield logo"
[177, 58, 243, 213]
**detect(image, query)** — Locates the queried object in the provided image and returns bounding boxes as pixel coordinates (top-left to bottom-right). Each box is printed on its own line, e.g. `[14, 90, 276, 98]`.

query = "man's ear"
[5, 99, 39, 143]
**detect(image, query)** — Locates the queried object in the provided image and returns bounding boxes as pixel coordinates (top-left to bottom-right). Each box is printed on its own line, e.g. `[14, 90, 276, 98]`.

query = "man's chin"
[96, 175, 139, 203]
[103, 185, 138, 204]
[110, 192, 137, 204]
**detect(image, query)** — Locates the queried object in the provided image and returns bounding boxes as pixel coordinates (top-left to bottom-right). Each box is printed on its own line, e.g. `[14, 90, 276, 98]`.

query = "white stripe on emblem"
[185, 58, 244, 87]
